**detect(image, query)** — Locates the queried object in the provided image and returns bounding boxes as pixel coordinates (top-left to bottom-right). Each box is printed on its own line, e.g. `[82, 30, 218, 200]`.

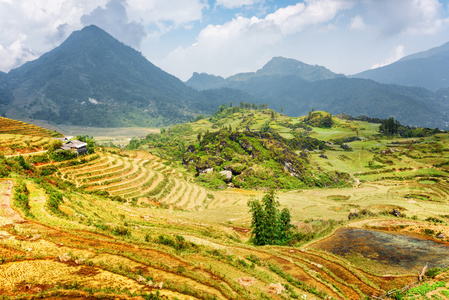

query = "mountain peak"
[354, 40, 449, 91]
[4, 25, 203, 127]
[225, 56, 343, 82]
[185, 72, 226, 91]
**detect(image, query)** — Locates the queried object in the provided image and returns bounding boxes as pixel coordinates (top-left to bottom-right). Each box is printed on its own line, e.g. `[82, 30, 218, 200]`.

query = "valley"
[1, 109, 449, 299]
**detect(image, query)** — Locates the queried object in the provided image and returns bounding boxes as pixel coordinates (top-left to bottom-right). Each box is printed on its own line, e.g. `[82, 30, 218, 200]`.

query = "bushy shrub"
[13, 179, 33, 218]
[49, 150, 77, 162]
[425, 267, 442, 279]
[39, 165, 57, 176]
[156, 234, 198, 252]
[113, 226, 131, 236]
[27, 153, 50, 164]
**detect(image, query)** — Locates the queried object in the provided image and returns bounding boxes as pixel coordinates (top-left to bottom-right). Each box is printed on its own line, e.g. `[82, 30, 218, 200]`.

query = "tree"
[76, 135, 95, 153]
[248, 190, 293, 246]
[379, 117, 400, 135]
[48, 139, 63, 152]
[323, 114, 333, 128]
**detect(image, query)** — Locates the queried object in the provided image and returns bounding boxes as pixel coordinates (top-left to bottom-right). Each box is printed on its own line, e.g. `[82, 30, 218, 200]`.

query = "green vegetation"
[380, 117, 442, 137]
[2, 113, 449, 300]
[248, 190, 293, 245]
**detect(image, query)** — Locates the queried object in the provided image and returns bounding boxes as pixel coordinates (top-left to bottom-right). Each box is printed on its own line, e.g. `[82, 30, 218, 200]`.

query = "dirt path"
[5, 150, 47, 158]
[0, 180, 24, 225]
[350, 173, 360, 188]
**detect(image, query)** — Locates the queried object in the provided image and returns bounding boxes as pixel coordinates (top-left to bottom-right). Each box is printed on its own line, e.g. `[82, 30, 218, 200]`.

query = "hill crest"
[353, 41, 449, 91]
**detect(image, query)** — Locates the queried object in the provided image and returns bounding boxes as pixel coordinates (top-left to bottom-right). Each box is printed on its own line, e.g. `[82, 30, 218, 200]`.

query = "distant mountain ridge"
[186, 73, 227, 91]
[186, 57, 343, 91]
[228, 57, 344, 82]
[1, 25, 449, 129]
[186, 56, 449, 128]
[354, 41, 449, 91]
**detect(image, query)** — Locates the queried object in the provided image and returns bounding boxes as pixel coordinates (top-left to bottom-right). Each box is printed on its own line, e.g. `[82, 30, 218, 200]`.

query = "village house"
[61, 139, 89, 155]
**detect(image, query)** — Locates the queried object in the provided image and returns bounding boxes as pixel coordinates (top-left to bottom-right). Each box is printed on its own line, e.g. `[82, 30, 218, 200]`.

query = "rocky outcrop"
[198, 168, 213, 175]
[219, 170, 232, 182]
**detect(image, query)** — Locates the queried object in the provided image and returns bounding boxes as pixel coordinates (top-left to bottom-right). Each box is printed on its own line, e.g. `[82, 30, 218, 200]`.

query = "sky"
[1, 0, 449, 81]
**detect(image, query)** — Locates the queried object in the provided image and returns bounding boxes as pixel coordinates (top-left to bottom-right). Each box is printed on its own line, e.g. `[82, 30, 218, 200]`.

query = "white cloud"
[0, 0, 106, 71]
[350, 15, 366, 30]
[365, 0, 449, 36]
[127, 0, 207, 36]
[81, 0, 146, 48]
[0, 0, 207, 72]
[215, 0, 262, 9]
[161, 0, 354, 80]
[370, 45, 405, 69]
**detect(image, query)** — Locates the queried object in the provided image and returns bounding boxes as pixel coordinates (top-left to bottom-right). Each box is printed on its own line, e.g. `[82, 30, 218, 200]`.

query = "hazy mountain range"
[354, 41, 449, 92]
[0, 25, 448, 128]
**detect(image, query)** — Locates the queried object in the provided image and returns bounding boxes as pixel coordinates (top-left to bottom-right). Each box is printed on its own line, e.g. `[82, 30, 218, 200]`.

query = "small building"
[61, 140, 88, 155]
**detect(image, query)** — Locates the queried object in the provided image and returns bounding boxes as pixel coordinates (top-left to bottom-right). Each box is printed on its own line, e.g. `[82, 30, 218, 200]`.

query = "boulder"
[436, 233, 445, 239]
[319, 154, 328, 159]
[219, 170, 233, 182]
[199, 168, 213, 175]
[187, 144, 195, 153]
[283, 161, 299, 177]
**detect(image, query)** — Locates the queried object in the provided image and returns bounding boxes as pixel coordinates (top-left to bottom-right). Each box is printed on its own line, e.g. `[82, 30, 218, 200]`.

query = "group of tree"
[248, 190, 294, 246]
[305, 111, 334, 128]
[379, 117, 400, 135]
[237, 101, 268, 110]
[379, 117, 443, 137]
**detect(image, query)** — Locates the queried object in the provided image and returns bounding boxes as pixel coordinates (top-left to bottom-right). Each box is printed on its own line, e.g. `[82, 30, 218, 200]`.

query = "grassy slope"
[1, 115, 449, 299]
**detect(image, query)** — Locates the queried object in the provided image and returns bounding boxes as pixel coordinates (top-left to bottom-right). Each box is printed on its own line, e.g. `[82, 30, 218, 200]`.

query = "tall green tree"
[379, 117, 400, 135]
[248, 190, 293, 246]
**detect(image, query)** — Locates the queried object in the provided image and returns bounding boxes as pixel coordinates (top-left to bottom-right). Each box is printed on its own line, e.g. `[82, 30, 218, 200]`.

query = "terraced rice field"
[0, 117, 62, 156]
[0, 134, 55, 156]
[0, 117, 61, 137]
[1, 176, 422, 300]
[51, 151, 211, 210]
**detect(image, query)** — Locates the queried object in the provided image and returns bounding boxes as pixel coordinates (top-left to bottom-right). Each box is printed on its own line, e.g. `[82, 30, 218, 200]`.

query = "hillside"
[229, 76, 447, 128]
[0, 117, 62, 156]
[186, 58, 449, 129]
[2, 116, 449, 299]
[1, 25, 211, 127]
[228, 57, 344, 82]
[186, 56, 343, 90]
[354, 41, 449, 91]
[186, 72, 227, 91]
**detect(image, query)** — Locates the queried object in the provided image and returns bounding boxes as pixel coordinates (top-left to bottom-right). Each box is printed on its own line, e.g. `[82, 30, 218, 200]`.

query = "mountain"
[2, 25, 210, 127]
[186, 72, 227, 91]
[187, 56, 449, 128]
[354, 41, 449, 91]
[186, 57, 344, 90]
[228, 57, 344, 82]
[229, 76, 447, 128]
[0, 71, 12, 107]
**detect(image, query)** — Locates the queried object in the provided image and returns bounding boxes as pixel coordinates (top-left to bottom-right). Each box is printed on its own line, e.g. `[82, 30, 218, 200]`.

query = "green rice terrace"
[1, 107, 449, 300]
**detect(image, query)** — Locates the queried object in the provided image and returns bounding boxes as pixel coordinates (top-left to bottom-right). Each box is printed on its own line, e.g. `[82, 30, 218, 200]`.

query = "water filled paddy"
[312, 228, 449, 273]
